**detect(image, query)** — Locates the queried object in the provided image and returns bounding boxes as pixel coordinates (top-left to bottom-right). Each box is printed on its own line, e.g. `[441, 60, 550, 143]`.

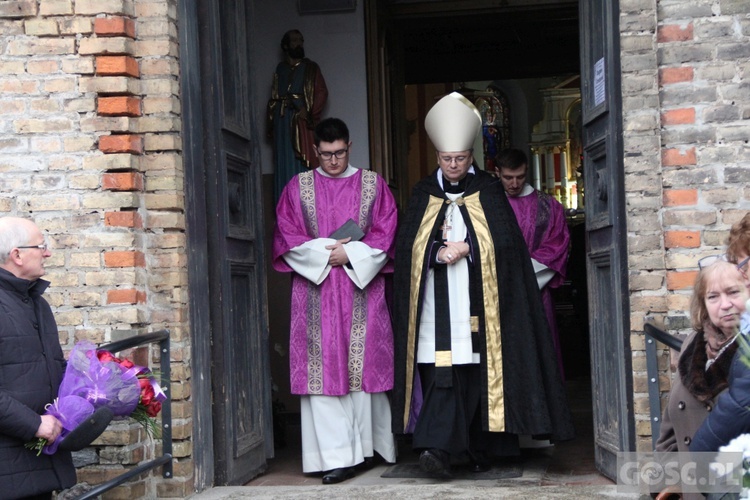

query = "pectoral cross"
[442, 202, 456, 240]
[442, 222, 452, 240]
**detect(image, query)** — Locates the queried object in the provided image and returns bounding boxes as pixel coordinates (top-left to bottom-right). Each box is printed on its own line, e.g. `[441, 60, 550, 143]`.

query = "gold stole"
[404, 192, 506, 432]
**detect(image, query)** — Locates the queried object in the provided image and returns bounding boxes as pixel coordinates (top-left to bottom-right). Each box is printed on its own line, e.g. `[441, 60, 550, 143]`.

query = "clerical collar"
[444, 175, 471, 194]
[316, 165, 358, 178]
[514, 183, 535, 197]
[437, 166, 475, 193]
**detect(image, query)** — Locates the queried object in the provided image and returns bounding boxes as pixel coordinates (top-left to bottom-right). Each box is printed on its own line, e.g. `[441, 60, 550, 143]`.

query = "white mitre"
[425, 92, 482, 152]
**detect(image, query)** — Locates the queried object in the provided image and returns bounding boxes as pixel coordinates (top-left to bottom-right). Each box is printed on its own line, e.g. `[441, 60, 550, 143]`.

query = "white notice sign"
[594, 58, 606, 106]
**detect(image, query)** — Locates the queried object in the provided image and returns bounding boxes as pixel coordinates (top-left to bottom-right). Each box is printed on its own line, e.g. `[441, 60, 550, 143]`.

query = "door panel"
[579, 0, 633, 479]
[195, 0, 271, 486]
[229, 263, 263, 457]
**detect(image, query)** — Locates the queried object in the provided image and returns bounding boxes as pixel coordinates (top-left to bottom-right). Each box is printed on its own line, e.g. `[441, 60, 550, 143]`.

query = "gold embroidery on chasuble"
[348, 290, 367, 391]
[299, 171, 323, 394]
[464, 193, 505, 432]
[347, 170, 377, 391]
[359, 170, 377, 230]
[403, 195, 445, 428]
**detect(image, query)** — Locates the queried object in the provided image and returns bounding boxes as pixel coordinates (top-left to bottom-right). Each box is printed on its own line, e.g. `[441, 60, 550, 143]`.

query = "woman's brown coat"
[655, 330, 737, 499]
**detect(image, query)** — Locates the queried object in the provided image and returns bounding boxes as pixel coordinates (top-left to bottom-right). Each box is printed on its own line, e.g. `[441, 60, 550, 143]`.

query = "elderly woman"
[690, 213, 750, 453]
[656, 260, 749, 456]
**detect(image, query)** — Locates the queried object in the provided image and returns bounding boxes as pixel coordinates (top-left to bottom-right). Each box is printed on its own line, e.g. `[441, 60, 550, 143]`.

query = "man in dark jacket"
[0, 216, 76, 499]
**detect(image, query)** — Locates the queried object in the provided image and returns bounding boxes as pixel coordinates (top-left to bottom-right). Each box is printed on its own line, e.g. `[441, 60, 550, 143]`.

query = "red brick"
[104, 251, 146, 268]
[98, 96, 141, 117]
[662, 147, 696, 166]
[99, 134, 143, 154]
[666, 270, 699, 290]
[663, 189, 698, 207]
[96, 55, 139, 77]
[659, 67, 694, 85]
[107, 288, 146, 304]
[102, 172, 144, 191]
[665, 230, 701, 249]
[658, 23, 694, 43]
[661, 108, 695, 126]
[94, 17, 135, 38]
[105, 211, 143, 228]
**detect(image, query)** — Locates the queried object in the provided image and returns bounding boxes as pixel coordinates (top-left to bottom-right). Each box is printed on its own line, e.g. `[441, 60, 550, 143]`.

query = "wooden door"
[579, 0, 634, 480]
[181, 0, 272, 487]
[365, 1, 407, 206]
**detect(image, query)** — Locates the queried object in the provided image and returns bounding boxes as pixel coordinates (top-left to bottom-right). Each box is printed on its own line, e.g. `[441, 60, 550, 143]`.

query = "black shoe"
[357, 456, 376, 471]
[322, 466, 356, 484]
[419, 449, 451, 478]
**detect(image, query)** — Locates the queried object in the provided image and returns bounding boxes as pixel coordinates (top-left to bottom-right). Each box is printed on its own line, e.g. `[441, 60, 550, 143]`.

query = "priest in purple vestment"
[495, 148, 571, 380]
[272, 118, 398, 484]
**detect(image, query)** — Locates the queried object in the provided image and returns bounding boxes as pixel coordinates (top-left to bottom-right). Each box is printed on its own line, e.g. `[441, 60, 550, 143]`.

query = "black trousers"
[412, 363, 519, 460]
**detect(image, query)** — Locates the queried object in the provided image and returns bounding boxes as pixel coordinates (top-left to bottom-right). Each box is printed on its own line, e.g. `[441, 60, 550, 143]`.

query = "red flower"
[119, 358, 135, 370]
[145, 401, 161, 418]
[139, 378, 155, 407]
[97, 351, 118, 364]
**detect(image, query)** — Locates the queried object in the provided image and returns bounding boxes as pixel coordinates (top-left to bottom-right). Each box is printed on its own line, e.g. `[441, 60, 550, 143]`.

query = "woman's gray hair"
[0, 217, 32, 263]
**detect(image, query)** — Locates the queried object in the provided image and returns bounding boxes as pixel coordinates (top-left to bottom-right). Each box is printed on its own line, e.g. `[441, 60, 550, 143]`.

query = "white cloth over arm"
[283, 238, 388, 289]
[342, 241, 389, 289]
[282, 238, 336, 285]
[532, 258, 555, 289]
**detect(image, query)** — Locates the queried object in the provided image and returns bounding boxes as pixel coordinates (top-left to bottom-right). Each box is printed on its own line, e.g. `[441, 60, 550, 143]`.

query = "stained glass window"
[473, 86, 511, 172]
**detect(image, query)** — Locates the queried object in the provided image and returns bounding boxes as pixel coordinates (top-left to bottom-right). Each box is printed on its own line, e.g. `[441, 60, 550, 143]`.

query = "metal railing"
[75, 329, 173, 499]
[644, 323, 684, 448]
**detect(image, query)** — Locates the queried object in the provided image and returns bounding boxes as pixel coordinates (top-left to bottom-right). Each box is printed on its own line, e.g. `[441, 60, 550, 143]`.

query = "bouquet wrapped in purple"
[27, 341, 166, 455]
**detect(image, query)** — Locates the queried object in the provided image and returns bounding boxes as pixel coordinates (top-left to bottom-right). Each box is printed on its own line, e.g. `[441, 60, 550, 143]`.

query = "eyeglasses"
[17, 243, 48, 252]
[439, 155, 469, 165]
[698, 253, 750, 271]
[317, 147, 349, 161]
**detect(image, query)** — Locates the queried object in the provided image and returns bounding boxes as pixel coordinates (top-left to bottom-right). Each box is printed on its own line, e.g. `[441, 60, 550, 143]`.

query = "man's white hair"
[0, 217, 33, 263]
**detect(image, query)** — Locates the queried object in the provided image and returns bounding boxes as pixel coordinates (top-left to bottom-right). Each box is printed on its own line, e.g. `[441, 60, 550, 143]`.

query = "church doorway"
[365, 0, 631, 480]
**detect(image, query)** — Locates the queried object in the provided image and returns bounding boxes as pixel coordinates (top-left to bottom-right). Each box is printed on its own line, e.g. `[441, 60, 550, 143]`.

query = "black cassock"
[391, 168, 574, 457]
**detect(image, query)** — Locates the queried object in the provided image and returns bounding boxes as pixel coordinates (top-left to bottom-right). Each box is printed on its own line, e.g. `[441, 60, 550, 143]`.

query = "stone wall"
[621, 0, 750, 450]
[0, 0, 191, 496]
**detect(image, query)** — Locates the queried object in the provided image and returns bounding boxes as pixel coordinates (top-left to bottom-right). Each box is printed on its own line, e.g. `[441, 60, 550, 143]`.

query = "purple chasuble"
[506, 188, 570, 378]
[272, 168, 397, 396]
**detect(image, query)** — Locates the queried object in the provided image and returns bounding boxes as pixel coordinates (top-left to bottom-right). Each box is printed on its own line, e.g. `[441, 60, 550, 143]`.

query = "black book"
[329, 219, 365, 241]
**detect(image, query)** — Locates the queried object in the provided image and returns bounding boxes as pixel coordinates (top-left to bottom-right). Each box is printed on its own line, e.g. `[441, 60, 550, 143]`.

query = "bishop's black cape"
[391, 168, 575, 441]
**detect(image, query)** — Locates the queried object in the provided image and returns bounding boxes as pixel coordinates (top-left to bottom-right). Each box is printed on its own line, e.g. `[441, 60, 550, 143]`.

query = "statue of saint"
[267, 29, 328, 203]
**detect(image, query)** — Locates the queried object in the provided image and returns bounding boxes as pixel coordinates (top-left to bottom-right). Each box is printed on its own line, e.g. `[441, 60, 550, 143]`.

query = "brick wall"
[621, 0, 750, 450]
[0, 0, 191, 496]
